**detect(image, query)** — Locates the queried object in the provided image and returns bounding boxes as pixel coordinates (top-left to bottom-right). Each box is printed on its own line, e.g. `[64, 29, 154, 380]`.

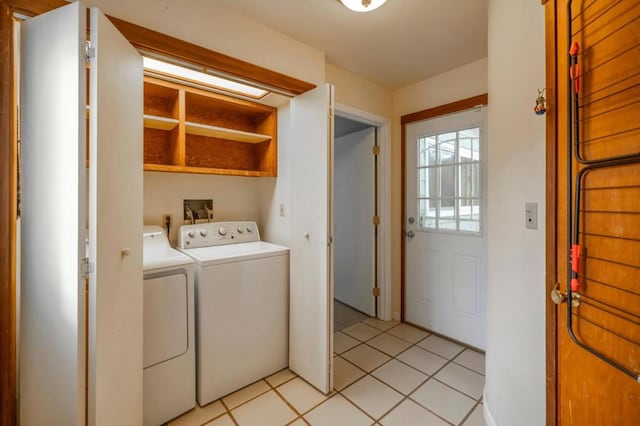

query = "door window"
[417, 127, 481, 233]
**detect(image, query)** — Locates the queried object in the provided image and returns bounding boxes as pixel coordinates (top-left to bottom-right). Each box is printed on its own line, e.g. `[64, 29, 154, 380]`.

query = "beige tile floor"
[167, 303, 486, 426]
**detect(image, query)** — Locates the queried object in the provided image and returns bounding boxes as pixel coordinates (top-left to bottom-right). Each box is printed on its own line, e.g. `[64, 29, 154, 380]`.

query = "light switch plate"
[525, 202, 538, 229]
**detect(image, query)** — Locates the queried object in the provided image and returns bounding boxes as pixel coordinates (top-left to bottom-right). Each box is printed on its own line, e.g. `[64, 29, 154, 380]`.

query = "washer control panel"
[177, 221, 260, 249]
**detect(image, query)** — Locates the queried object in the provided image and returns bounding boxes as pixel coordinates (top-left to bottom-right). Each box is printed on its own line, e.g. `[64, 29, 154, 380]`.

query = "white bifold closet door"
[288, 84, 335, 394]
[20, 2, 142, 425]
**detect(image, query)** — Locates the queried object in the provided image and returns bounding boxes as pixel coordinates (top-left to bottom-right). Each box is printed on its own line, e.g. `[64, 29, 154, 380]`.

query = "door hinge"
[372, 145, 380, 156]
[372, 287, 380, 297]
[84, 41, 95, 63]
[372, 216, 380, 226]
[327, 235, 333, 246]
[16, 104, 20, 141]
[81, 257, 94, 278]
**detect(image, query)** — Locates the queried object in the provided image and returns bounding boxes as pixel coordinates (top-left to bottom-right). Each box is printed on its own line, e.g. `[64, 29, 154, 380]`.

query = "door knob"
[406, 230, 415, 239]
[550, 283, 581, 307]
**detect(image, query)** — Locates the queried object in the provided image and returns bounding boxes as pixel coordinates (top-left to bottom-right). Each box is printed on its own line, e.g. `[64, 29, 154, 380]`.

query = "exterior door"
[334, 127, 375, 316]
[288, 83, 334, 394]
[549, 0, 640, 424]
[405, 108, 487, 349]
[20, 3, 142, 425]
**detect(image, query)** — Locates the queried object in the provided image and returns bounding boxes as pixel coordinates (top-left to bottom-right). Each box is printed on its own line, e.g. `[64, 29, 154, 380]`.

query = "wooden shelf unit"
[142, 76, 277, 177]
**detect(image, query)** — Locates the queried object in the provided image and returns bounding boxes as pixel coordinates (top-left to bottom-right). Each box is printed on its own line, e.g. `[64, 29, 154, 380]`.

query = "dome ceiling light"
[338, 0, 388, 13]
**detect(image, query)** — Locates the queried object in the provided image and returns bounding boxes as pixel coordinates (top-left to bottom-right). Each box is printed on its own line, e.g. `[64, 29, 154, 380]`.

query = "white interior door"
[88, 8, 143, 425]
[289, 84, 334, 393]
[20, 3, 87, 424]
[334, 127, 375, 316]
[405, 108, 487, 349]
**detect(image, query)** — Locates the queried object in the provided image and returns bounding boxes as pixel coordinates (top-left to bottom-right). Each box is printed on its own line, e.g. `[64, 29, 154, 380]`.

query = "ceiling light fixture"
[338, 0, 388, 12]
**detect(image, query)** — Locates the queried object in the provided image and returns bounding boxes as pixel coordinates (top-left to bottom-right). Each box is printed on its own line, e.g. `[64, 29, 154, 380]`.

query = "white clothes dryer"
[143, 226, 195, 426]
[177, 222, 289, 406]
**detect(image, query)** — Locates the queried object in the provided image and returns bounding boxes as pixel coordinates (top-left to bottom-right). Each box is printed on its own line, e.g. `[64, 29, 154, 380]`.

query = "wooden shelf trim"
[143, 163, 273, 177]
[144, 114, 178, 131]
[185, 121, 271, 143]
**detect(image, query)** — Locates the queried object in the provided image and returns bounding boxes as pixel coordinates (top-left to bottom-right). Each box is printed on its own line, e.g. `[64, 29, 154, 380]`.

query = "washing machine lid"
[143, 225, 193, 271]
[179, 241, 289, 266]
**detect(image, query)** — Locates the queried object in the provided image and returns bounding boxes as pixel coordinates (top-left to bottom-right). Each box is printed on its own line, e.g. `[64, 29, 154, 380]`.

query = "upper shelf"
[185, 121, 271, 144]
[144, 115, 179, 131]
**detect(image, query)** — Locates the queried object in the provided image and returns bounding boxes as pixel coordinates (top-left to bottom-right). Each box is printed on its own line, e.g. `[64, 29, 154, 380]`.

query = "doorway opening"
[332, 104, 391, 332]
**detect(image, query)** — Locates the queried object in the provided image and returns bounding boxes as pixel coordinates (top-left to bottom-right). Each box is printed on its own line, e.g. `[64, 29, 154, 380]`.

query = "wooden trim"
[544, 1, 558, 425]
[400, 94, 488, 125]
[7, 0, 316, 97]
[0, 2, 17, 426]
[108, 17, 315, 96]
[400, 123, 406, 322]
[399, 93, 488, 324]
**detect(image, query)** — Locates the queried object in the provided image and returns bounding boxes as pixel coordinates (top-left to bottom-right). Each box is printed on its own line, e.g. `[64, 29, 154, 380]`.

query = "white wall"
[391, 58, 488, 319]
[484, 0, 546, 425]
[258, 105, 292, 246]
[334, 128, 375, 315]
[326, 63, 393, 118]
[143, 172, 260, 244]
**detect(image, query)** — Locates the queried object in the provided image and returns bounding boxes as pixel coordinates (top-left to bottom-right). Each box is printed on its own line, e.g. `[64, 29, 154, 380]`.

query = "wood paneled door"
[545, 1, 640, 424]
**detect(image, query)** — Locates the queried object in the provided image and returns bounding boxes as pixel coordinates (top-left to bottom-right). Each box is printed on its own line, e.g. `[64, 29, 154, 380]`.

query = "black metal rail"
[566, 0, 640, 382]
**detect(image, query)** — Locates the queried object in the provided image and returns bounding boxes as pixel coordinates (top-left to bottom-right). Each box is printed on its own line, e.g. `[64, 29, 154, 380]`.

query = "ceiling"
[214, 0, 488, 89]
[335, 116, 373, 138]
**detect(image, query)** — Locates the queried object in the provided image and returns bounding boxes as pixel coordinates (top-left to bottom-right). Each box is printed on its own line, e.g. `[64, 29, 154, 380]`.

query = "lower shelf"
[143, 163, 275, 177]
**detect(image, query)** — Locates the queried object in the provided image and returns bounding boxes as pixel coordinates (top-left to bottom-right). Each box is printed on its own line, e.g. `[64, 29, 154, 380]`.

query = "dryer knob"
[218, 227, 227, 236]
[187, 230, 196, 238]
[237, 227, 244, 234]
[200, 229, 208, 237]
[246, 227, 252, 233]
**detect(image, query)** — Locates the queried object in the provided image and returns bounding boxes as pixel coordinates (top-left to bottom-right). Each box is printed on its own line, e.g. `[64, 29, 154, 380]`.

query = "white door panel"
[88, 8, 143, 425]
[405, 108, 487, 349]
[19, 3, 86, 424]
[289, 84, 334, 393]
[334, 127, 375, 316]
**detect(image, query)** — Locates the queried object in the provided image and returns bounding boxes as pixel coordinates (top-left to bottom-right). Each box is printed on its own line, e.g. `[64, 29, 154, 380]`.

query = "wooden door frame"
[399, 93, 488, 323]
[0, 1, 316, 424]
[544, 1, 558, 425]
[0, 2, 17, 425]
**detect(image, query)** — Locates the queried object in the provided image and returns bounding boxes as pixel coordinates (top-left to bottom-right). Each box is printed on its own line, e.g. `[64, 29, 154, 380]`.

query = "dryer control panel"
[177, 221, 261, 249]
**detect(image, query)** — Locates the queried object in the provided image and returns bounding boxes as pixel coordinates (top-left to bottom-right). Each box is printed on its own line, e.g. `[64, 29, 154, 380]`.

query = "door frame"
[400, 93, 488, 323]
[0, 3, 18, 425]
[335, 103, 392, 321]
[543, 1, 558, 425]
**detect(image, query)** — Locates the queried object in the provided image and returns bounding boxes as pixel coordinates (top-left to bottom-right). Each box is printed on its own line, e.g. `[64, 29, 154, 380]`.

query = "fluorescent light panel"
[143, 56, 268, 99]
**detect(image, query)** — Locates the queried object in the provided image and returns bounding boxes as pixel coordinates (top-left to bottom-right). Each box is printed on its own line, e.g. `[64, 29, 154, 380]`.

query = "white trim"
[483, 389, 498, 426]
[334, 103, 392, 321]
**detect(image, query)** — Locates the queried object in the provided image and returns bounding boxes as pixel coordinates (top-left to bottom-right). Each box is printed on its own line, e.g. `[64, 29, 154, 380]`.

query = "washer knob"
[237, 227, 244, 234]
[200, 229, 208, 237]
[246, 227, 252, 233]
[187, 230, 196, 238]
[218, 227, 227, 236]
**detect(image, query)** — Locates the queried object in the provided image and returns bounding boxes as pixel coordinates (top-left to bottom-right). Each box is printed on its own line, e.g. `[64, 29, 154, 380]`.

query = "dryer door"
[144, 272, 189, 368]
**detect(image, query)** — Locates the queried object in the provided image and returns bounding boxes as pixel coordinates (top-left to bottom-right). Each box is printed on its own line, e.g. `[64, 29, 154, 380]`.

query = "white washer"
[177, 221, 289, 405]
[143, 226, 195, 426]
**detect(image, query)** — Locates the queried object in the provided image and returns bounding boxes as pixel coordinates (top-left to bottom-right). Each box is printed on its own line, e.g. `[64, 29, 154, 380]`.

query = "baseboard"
[483, 389, 498, 426]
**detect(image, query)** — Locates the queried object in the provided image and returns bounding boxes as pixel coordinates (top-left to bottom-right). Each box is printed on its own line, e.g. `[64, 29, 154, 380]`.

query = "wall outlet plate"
[184, 199, 213, 224]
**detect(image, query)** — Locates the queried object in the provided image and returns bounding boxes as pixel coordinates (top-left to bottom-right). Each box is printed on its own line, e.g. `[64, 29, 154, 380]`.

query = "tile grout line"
[336, 342, 455, 426]
[339, 319, 484, 425]
[459, 400, 484, 426]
